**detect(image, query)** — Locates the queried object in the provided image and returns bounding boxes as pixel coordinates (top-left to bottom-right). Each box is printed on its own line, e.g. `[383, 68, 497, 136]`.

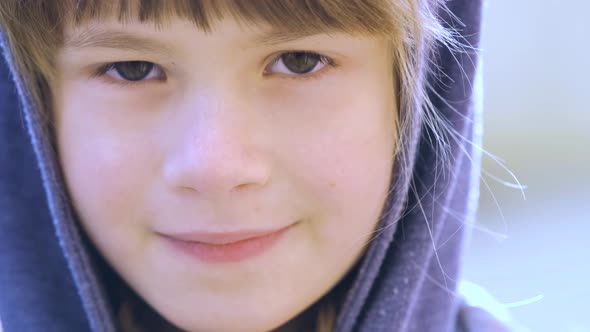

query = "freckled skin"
[55, 18, 397, 332]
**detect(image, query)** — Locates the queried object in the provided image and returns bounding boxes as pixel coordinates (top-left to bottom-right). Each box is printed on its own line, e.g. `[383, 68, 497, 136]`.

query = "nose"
[163, 90, 270, 198]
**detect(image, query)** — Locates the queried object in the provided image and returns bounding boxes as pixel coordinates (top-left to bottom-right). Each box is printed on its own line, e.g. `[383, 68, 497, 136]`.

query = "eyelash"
[91, 62, 162, 88]
[264, 52, 336, 81]
[92, 51, 337, 88]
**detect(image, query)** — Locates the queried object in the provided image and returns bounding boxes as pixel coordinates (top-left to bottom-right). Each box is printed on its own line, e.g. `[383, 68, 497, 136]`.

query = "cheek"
[55, 89, 158, 247]
[275, 78, 397, 247]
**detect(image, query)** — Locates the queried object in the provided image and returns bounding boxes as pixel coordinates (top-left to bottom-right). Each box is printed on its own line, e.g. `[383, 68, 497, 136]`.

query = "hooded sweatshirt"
[0, 1, 516, 331]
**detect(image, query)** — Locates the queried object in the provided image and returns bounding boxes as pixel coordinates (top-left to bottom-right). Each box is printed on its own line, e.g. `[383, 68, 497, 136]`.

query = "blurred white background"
[463, 1, 589, 331]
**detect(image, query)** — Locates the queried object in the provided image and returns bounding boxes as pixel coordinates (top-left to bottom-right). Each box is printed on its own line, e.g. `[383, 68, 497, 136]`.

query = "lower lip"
[162, 226, 292, 264]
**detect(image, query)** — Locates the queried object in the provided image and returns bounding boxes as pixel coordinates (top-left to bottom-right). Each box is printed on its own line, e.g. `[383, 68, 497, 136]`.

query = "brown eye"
[280, 52, 322, 74]
[114, 61, 154, 81]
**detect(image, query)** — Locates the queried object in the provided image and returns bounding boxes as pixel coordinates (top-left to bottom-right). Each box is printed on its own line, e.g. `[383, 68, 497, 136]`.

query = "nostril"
[233, 182, 253, 192]
[163, 140, 271, 196]
[179, 185, 200, 194]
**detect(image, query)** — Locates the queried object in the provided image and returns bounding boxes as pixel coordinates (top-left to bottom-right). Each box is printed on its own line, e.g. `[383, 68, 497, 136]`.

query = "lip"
[158, 223, 295, 264]
[161, 227, 290, 245]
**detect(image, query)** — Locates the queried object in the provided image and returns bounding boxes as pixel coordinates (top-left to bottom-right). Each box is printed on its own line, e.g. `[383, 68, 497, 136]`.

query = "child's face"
[54, 17, 396, 331]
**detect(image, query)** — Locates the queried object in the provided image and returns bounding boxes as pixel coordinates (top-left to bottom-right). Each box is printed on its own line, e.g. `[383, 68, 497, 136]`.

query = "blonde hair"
[0, 1, 455, 330]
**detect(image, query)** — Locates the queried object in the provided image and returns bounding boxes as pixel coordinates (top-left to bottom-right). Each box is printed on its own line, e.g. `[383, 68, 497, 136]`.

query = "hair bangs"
[62, 0, 399, 37]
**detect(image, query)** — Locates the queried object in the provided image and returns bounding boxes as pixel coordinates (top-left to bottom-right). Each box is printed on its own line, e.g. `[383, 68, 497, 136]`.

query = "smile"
[158, 223, 297, 264]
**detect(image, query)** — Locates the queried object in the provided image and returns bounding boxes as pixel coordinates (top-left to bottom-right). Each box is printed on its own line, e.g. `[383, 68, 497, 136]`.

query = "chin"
[148, 298, 300, 332]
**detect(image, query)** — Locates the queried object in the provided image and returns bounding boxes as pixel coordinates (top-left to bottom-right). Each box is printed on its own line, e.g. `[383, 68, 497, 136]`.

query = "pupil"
[282, 52, 319, 74]
[115, 61, 153, 81]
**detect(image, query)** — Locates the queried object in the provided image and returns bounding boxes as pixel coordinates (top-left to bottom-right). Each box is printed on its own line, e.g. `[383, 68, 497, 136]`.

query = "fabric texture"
[0, 1, 498, 331]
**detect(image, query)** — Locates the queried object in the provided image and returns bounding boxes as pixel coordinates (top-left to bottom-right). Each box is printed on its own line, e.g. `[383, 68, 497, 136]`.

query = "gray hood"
[0, 1, 491, 331]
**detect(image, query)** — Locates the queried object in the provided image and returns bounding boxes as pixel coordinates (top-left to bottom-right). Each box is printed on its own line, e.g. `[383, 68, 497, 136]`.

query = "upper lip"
[157, 226, 291, 245]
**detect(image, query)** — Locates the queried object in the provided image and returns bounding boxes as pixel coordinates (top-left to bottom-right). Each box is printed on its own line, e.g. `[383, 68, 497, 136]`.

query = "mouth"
[158, 223, 297, 264]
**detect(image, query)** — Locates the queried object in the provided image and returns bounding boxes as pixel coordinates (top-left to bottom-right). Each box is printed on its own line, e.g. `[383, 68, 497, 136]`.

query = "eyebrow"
[252, 30, 330, 46]
[63, 27, 332, 54]
[64, 28, 177, 56]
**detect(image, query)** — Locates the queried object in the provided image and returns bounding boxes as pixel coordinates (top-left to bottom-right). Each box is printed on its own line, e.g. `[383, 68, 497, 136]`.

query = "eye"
[265, 51, 334, 77]
[97, 61, 165, 83]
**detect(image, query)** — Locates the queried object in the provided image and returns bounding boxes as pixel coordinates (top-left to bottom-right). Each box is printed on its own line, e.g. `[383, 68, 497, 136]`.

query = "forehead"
[63, 0, 397, 37]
